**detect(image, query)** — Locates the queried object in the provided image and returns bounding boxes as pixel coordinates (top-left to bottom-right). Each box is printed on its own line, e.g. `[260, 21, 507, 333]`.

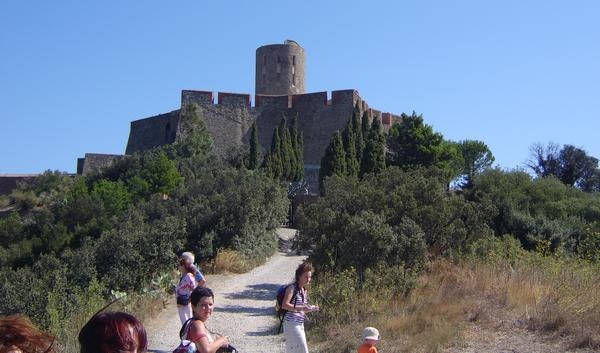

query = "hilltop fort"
[2, 41, 402, 196]
[113, 40, 402, 193]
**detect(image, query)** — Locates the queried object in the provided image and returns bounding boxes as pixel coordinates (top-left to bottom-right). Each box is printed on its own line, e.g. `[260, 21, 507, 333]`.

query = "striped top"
[284, 285, 307, 324]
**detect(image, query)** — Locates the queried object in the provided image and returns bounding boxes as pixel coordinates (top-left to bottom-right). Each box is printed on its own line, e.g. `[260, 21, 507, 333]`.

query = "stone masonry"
[121, 40, 402, 193]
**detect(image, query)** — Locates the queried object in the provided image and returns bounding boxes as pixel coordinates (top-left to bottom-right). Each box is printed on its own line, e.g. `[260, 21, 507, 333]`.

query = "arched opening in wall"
[165, 122, 171, 142]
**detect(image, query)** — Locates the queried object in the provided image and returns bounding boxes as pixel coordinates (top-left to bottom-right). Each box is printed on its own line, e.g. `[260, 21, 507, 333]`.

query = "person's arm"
[188, 321, 229, 353]
[196, 270, 207, 287]
[281, 285, 316, 312]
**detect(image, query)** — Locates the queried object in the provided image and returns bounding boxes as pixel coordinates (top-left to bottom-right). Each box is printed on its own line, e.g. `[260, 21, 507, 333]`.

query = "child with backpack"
[358, 327, 380, 353]
[280, 261, 319, 353]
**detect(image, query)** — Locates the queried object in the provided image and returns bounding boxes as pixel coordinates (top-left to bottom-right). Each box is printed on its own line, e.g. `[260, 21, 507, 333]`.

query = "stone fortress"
[80, 40, 402, 194]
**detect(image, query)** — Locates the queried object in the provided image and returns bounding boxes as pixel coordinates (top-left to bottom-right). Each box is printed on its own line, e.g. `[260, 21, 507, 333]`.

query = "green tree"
[174, 102, 213, 159]
[140, 150, 183, 195]
[278, 117, 293, 180]
[290, 115, 304, 181]
[342, 118, 359, 177]
[360, 118, 386, 176]
[387, 112, 444, 168]
[352, 103, 365, 163]
[319, 131, 347, 193]
[458, 139, 494, 188]
[527, 142, 599, 189]
[249, 122, 260, 170]
[268, 128, 283, 179]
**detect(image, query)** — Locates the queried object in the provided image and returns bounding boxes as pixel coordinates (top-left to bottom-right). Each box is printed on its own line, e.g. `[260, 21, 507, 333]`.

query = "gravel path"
[145, 228, 305, 353]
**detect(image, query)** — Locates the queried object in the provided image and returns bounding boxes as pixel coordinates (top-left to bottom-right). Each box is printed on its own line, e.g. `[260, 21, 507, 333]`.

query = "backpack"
[275, 283, 299, 333]
[173, 318, 197, 353]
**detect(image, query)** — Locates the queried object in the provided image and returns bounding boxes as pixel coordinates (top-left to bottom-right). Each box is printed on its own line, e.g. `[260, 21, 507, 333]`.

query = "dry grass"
[312, 256, 600, 353]
[210, 248, 253, 274]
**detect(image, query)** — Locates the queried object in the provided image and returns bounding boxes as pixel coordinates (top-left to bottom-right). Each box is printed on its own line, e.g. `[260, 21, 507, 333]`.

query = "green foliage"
[575, 222, 600, 262]
[311, 264, 419, 326]
[94, 206, 185, 291]
[458, 139, 495, 188]
[0, 98, 288, 343]
[319, 131, 347, 193]
[0, 212, 24, 248]
[387, 111, 444, 167]
[360, 118, 386, 177]
[298, 167, 490, 277]
[262, 116, 304, 182]
[527, 142, 599, 190]
[173, 102, 214, 159]
[466, 168, 600, 256]
[352, 103, 365, 162]
[342, 119, 359, 177]
[178, 164, 288, 263]
[249, 122, 260, 170]
[91, 179, 132, 217]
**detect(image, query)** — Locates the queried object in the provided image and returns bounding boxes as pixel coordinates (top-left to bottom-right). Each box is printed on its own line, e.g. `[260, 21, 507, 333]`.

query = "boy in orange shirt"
[358, 327, 380, 353]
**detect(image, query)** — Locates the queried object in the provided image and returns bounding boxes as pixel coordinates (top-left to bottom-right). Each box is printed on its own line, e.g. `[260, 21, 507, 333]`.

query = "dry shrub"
[211, 248, 252, 273]
[308, 251, 600, 353]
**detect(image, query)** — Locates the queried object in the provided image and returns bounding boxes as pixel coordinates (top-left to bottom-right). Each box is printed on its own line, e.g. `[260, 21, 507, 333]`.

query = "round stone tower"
[255, 40, 305, 96]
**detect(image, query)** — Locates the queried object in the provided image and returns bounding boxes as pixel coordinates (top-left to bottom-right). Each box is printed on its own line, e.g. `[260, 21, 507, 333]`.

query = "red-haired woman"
[176, 257, 198, 324]
[78, 311, 147, 353]
[0, 315, 55, 353]
[281, 261, 319, 353]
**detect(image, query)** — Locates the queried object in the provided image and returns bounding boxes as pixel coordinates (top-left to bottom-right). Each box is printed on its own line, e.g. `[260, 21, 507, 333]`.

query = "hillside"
[144, 229, 597, 353]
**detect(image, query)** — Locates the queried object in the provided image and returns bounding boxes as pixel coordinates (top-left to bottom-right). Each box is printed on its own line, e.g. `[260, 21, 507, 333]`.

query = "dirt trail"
[145, 228, 305, 353]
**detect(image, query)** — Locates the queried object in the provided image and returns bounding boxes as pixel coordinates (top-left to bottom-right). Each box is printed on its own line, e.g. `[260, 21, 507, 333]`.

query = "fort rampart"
[125, 89, 400, 192]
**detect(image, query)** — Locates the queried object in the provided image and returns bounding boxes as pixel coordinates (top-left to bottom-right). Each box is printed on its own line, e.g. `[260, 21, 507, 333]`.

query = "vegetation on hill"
[302, 112, 600, 351]
[0, 103, 289, 351]
[1, 102, 599, 352]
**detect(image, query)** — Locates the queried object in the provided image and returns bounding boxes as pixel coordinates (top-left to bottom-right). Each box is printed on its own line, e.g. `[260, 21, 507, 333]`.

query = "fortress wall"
[182, 90, 214, 106]
[291, 92, 327, 109]
[331, 89, 358, 106]
[125, 111, 180, 155]
[382, 112, 392, 126]
[78, 153, 124, 175]
[194, 101, 254, 156]
[0, 175, 38, 196]
[218, 92, 251, 108]
[255, 95, 290, 109]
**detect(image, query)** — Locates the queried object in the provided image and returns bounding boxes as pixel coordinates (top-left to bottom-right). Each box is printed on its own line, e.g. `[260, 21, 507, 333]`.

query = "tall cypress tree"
[342, 118, 359, 177]
[360, 117, 386, 176]
[352, 102, 364, 164]
[361, 111, 370, 138]
[278, 117, 292, 180]
[290, 114, 303, 181]
[249, 122, 260, 170]
[296, 130, 304, 179]
[270, 128, 283, 179]
[319, 131, 347, 192]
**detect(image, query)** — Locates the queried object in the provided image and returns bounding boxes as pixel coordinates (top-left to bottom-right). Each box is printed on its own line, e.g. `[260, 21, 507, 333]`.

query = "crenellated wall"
[125, 88, 400, 193]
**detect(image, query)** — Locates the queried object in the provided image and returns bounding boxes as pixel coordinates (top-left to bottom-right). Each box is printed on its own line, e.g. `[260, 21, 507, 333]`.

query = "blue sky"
[1, 1, 599, 174]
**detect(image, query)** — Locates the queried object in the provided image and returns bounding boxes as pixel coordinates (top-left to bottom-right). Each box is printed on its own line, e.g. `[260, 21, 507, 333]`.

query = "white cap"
[362, 327, 380, 341]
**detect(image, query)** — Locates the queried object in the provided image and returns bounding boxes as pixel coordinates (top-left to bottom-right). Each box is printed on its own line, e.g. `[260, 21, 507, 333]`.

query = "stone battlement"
[121, 41, 404, 194]
[181, 89, 366, 110]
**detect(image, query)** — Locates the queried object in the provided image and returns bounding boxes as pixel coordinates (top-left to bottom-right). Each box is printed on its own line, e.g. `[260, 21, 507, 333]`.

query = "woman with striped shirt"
[281, 261, 320, 353]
